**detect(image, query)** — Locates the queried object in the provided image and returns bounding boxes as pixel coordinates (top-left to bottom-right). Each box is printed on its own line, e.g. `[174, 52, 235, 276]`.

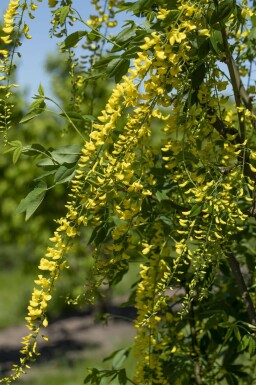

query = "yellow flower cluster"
[1, 0, 19, 46]
[0, 0, 20, 141]
[134, 223, 171, 385]
[0, 220, 74, 382]
[0, 0, 42, 141]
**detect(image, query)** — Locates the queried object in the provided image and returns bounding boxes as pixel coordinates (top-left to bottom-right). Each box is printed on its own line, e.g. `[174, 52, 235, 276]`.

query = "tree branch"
[189, 303, 203, 385]
[226, 251, 256, 326]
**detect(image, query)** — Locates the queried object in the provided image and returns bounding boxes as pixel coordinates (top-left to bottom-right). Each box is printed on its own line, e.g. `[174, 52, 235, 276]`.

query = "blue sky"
[0, 1, 125, 101]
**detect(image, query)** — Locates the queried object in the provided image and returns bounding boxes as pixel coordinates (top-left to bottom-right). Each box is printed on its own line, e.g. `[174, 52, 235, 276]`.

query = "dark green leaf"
[226, 373, 239, 385]
[223, 326, 234, 343]
[22, 143, 49, 157]
[54, 5, 70, 25]
[54, 165, 76, 184]
[61, 31, 87, 49]
[51, 145, 81, 164]
[106, 58, 130, 83]
[114, 25, 137, 45]
[248, 335, 256, 355]
[83, 114, 96, 121]
[189, 204, 203, 217]
[59, 111, 85, 121]
[16, 181, 48, 221]
[84, 368, 100, 385]
[191, 63, 207, 89]
[37, 158, 56, 168]
[83, 373, 93, 384]
[34, 170, 57, 180]
[88, 223, 111, 245]
[238, 334, 250, 352]
[118, 369, 127, 385]
[210, 0, 235, 26]
[160, 10, 179, 24]
[210, 30, 224, 55]
[129, 0, 151, 13]
[121, 45, 142, 58]
[93, 55, 119, 69]
[87, 31, 100, 42]
[115, 61, 130, 82]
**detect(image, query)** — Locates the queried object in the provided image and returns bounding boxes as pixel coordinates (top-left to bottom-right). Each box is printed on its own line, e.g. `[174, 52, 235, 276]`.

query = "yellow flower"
[38, 258, 56, 271]
[199, 29, 210, 37]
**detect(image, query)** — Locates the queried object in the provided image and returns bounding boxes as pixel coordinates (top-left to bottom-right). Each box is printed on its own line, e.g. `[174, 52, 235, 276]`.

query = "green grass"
[15, 342, 137, 385]
[0, 270, 34, 329]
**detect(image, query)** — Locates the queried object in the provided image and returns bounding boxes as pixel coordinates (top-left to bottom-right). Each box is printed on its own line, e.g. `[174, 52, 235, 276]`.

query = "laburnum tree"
[1, 0, 256, 384]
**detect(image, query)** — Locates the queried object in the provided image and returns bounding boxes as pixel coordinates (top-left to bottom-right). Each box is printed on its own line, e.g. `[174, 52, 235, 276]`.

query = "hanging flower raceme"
[0, 0, 42, 142]
[0, 0, 20, 141]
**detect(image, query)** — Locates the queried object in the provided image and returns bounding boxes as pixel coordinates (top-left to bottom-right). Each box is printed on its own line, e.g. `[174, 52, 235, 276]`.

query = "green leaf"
[87, 31, 100, 42]
[248, 26, 256, 40]
[88, 223, 111, 245]
[93, 55, 119, 69]
[19, 111, 41, 124]
[37, 158, 57, 169]
[16, 181, 48, 221]
[50, 145, 81, 164]
[38, 83, 45, 96]
[103, 348, 130, 369]
[114, 25, 137, 45]
[118, 369, 127, 385]
[189, 204, 203, 217]
[248, 335, 256, 356]
[83, 373, 93, 384]
[22, 143, 49, 157]
[83, 114, 96, 121]
[13, 146, 22, 164]
[210, 0, 235, 26]
[3, 141, 22, 154]
[238, 334, 250, 352]
[191, 63, 207, 89]
[54, 5, 70, 25]
[84, 368, 100, 385]
[156, 190, 169, 201]
[30, 97, 46, 110]
[210, 30, 224, 55]
[34, 170, 56, 180]
[223, 325, 234, 343]
[54, 165, 76, 184]
[233, 326, 241, 342]
[4, 141, 23, 162]
[112, 348, 130, 368]
[59, 111, 85, 121]
[61, 30, 87, 49]
[129, 0, 151, 13]
[159, 10, 179, 26]
[115, 61, 130, 82]
[106, 58, 130, 82]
